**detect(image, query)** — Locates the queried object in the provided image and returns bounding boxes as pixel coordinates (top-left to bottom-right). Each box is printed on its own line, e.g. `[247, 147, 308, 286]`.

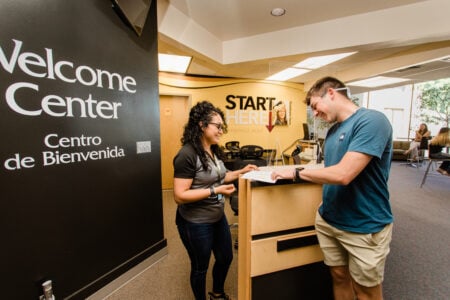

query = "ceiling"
[157, 0, 450, 93]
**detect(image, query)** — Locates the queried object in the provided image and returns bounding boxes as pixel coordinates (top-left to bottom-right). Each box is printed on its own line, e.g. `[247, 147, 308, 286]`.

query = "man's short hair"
[305, 76, 347, 105]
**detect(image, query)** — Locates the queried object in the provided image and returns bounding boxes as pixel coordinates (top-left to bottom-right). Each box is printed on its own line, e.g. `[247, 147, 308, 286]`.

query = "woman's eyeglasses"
[209, 122, 224, 131]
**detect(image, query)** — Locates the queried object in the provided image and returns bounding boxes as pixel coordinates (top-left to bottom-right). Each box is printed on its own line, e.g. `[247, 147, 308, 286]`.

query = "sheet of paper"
[241, 170, 277, 183]
[241, 164, 324, 183]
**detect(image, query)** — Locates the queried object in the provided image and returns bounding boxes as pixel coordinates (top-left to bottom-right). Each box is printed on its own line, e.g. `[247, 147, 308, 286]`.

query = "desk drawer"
[250, 230, 324, 277]
[250, 183, 322, 235]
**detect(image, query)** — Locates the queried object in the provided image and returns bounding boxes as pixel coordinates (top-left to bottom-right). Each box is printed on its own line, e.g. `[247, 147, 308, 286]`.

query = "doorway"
[159, 95, 190, 190]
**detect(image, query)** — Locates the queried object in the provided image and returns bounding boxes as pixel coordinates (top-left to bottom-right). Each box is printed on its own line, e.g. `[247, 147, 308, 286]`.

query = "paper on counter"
[241, 164, 324, 183]
[241, 170, 277, 183]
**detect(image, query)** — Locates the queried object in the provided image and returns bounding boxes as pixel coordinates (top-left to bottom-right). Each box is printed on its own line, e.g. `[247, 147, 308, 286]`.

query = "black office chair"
[225, 141, 240, 158]
[407, 136, 430, 168]
[417, 136, 431, 165]
[229, 145, 266, 216]
[229, 145, 267, 249]
[239, 144, 263, 159]
[302, 123, 311, 140]
[291, 145, 302, 164]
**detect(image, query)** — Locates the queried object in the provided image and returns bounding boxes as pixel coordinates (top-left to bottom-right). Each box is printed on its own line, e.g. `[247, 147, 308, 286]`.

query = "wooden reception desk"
[237, 170, 333, 300]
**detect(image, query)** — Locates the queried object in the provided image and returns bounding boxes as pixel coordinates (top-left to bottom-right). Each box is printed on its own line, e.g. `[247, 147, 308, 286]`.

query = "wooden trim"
[238, 177, 252, 300]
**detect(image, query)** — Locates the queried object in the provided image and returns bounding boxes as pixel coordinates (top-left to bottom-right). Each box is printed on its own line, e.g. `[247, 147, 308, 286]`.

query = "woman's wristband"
[210, 186, 216, 197]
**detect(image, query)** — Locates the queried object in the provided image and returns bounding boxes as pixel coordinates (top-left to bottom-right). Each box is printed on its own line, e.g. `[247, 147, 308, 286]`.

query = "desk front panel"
[250, 230, 324, 276]
[250, 183, 322, 235]
[238, 179, 331, 300]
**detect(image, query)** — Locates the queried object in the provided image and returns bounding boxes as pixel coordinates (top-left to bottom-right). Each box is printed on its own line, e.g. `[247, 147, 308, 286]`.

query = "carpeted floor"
[104, 190, 239, 300]
[105, 161, 449, 300]
[383, 161, 450, 300]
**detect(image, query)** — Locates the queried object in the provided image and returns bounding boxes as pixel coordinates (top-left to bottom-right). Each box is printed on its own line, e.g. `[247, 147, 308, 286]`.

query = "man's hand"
[271, 168, 295, 181]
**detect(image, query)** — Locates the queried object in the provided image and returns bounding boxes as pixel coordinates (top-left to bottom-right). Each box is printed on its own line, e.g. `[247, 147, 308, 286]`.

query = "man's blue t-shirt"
[318, 108, 394, 233]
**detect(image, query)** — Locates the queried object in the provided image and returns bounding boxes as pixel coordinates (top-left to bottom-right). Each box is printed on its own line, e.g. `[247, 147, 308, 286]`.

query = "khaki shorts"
[315, 212, 393, 287]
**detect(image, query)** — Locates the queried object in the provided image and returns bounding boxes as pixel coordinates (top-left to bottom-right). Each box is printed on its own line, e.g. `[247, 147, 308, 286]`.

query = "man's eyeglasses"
[209, 122, 224, 131]
[332, 87, 352, 98]
[312, 87, 352, 112]
[320, 87, 351, 98]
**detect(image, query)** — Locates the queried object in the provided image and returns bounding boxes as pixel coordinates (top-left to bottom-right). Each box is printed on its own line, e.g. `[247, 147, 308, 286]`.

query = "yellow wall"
[159, 72, 307, 154]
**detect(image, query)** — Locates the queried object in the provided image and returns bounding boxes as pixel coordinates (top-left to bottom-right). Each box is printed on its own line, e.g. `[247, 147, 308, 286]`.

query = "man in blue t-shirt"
[272, 77, 393, 300]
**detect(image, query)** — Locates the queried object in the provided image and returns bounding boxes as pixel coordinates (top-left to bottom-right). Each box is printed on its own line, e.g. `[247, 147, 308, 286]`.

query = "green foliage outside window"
[417, 78, 450, 127]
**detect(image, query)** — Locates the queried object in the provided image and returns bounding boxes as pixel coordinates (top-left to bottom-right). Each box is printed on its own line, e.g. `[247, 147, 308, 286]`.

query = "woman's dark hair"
[181, 101, 227, 170]
[418, 123, 429, 135]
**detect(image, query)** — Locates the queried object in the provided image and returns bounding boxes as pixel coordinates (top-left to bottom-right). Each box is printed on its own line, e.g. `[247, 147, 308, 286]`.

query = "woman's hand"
[215, 184, 236, 196]
[224, 164, 259, 183]
[241, 164, 259, 174]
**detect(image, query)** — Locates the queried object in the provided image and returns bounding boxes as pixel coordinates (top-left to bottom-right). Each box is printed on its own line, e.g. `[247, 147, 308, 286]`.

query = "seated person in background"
[429, 127, 450, 175]
[404, 123, 430, 160]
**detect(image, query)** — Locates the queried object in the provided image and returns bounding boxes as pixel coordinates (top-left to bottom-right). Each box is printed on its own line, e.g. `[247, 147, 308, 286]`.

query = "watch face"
[294, 167, 304, 182]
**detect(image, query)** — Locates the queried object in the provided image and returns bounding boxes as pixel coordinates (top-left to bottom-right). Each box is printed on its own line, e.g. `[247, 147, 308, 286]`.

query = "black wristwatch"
[210, 186, 216, 197]
[293, 167, 304, 183]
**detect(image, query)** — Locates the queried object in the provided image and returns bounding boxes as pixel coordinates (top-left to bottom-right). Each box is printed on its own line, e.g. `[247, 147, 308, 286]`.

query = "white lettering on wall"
[44, 133, 102, 149]
[6, 82, 122, 119]
[0, 39, 137, 93]
[0, 38, 137, 119]
[226, 110, 269, 125]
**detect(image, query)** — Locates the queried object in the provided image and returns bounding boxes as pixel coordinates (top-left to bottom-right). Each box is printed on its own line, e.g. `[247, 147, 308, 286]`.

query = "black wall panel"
[0, 0, 165, 298]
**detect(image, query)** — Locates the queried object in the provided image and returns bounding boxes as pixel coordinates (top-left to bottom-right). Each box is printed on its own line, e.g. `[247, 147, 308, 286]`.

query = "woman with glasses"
[173, 101, 257, 300]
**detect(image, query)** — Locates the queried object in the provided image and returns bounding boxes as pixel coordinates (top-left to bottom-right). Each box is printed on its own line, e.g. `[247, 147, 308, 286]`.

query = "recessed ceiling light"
[158, 54, 192, 73]
[266, 68, 310, 81]
[271, 8, 286, 17]
[266, 52, 357, 82]
[348, 76, 410, 88]
[294, 52, 357, 69]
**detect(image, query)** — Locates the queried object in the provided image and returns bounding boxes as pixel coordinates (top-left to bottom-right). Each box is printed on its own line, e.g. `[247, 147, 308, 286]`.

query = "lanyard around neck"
[207, 152, 221, 183]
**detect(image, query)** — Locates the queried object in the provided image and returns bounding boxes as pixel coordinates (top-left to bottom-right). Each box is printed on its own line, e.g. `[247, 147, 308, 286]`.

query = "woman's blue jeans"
[176, 210, 233, 300]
